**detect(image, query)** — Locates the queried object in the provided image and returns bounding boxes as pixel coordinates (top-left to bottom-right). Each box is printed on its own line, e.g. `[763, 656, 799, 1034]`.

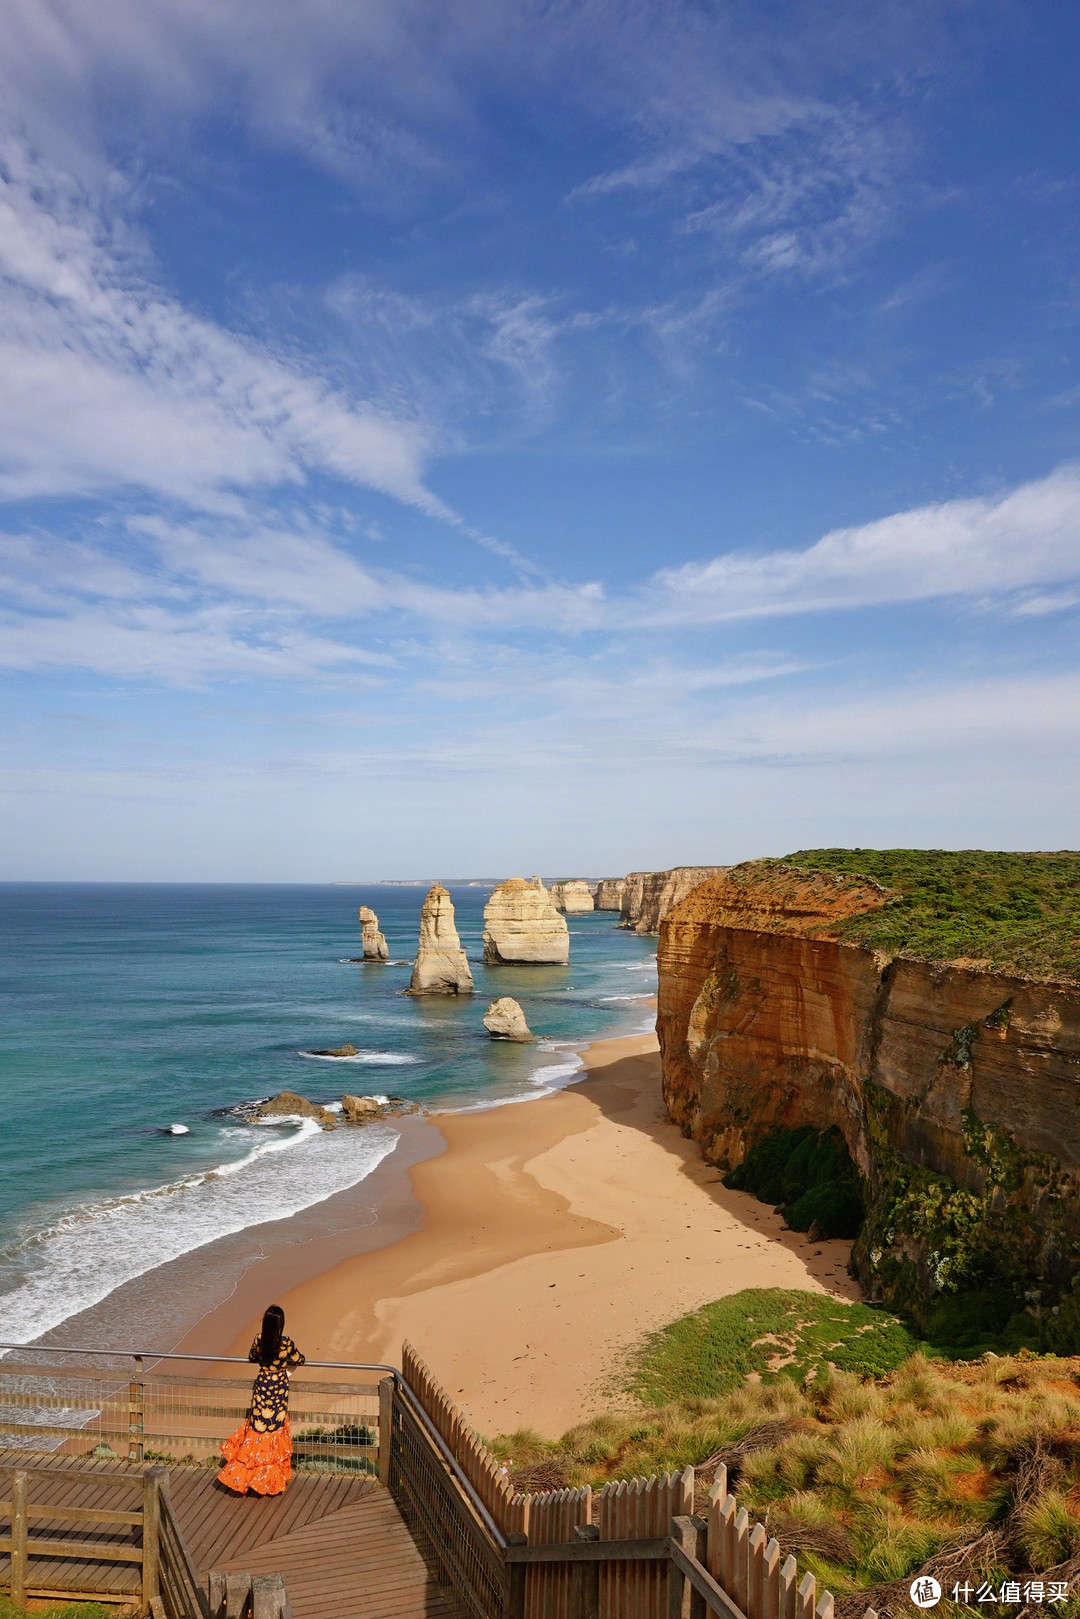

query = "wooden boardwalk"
[0, 1452, 457, 1619]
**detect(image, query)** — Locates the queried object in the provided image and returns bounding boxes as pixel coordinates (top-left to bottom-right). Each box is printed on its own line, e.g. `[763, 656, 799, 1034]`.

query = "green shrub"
[725, 1127, 864, 1238]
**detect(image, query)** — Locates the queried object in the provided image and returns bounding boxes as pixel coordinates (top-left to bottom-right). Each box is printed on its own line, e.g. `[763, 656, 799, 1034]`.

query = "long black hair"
[258, 1304, 285, 1366]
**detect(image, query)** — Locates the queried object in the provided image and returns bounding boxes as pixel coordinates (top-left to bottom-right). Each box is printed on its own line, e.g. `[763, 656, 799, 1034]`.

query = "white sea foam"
[625, 962, 657, 972]
[297, 1050, 418, 1064]
[0, 1118, 399, 1348]
[597, 994, 651, 1001]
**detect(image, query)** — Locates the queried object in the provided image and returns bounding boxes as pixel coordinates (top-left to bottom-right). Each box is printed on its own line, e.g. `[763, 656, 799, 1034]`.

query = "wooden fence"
[400, 1343, 877, 1619]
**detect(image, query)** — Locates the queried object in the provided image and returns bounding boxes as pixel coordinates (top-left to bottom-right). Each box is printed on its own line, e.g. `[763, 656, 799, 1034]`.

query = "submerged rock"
[482, 877, 569, 965]
[408, 884, 474, 995]
[358, 906, 389, 962]
[482, 997, 535, 1042]
[550, 880, 595, 914]
[252, 1090, 338, 1129]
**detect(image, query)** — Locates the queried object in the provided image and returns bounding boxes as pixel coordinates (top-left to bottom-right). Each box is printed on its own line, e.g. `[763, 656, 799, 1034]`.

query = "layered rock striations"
[593, 879, 626, 911]
[482, 996, 535, 1041]
[657, 862, 1080, 1320]
[550, 880, 595, 913]
[619, 867, 728, 934]
[358, 906, 389, 961]
[408, 884, 474, 994]
[483, 877, 569, 965]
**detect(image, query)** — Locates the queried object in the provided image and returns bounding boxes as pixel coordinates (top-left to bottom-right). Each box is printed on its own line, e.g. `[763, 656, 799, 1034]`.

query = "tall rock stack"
[550, 879, 595, 914]
[358, 905, 389, 961]
[593, 878, 626, 911]
[408, 885, 474, 994]
[482, 877, 570, 965]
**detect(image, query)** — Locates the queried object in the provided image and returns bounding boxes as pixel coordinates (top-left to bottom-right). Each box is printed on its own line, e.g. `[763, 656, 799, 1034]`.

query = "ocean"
[0, 883, 657, 1345]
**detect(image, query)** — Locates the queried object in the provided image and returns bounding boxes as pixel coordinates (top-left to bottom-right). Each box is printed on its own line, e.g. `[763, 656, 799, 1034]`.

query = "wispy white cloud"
[645, 465, 1080, 623]
[0, 143, 448, 517]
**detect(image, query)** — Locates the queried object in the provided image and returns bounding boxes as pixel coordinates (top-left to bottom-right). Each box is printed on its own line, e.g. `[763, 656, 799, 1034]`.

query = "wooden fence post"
[10, 1470, 27, 1608]
[129, 1354, 145, 1464]
[252, 1572, 289, 1617]
[748, 1521, 766, 1619]
[505, 1531, 527, 1619]
[733, 1507, 750, 1615]
[569, 1522, 601, 1619]
[208, 1570, 226, 1619]
[763, 1536, 781, 1619]
[780, 1555, 798, 1619]
[797, 1570, 816, 1619]
[668, 1514, 698, 1619]
[142, 1465, 164, 1609]
[226, 1571, 253, 1619]
[378, 1376, 394, 1486]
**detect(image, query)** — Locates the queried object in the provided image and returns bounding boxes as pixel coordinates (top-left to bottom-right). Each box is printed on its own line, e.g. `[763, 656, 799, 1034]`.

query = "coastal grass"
[779, 847, 1080, 980]
[492, 1290, 1080, 1598]
[626, 1288, 917, 1404]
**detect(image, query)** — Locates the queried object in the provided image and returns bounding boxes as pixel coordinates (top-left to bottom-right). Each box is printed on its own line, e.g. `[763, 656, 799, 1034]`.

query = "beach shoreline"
[197, 1028, 857, 1437]
[32, 1017, 859, 1441]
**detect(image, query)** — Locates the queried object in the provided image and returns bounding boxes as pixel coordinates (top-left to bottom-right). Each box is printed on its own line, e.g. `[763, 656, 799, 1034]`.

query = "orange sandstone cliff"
[657, 864, 1080, 1317]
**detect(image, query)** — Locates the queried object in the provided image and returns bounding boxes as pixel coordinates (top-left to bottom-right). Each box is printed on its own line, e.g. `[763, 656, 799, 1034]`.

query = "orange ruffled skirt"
[217, 1420, 292, 1496]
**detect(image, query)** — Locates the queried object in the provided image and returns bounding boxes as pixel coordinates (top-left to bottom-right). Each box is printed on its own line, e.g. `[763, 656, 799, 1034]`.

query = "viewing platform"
[0, 1340, 874, 1619]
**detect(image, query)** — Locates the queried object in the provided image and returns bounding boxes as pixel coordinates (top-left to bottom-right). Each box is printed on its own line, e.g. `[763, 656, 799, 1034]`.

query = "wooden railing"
[398, 1344, 879, 1619]
[0, 1460, 157, 1610]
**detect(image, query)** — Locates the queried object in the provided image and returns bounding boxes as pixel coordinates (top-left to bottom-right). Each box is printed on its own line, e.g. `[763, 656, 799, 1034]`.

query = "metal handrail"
[0, 1342, 398, 1373]
[0, 1340, 506, 1548]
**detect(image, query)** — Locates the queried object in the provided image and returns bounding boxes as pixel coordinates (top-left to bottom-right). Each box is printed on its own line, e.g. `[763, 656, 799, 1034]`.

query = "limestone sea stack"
[482, 997, 535, 1042]
[550, 880, 595, 914]
[482, 877, 569, 965]
[358, 906, 389, 961]
[408, 884, 474, 994]
[593, 878, 626, 911]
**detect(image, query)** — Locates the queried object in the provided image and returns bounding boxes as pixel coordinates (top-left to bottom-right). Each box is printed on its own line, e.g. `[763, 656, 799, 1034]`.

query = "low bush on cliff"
[724, 1126, 864, 1239]
[782, 847, 1080, 979]
[492, 1326, 1080, 1606]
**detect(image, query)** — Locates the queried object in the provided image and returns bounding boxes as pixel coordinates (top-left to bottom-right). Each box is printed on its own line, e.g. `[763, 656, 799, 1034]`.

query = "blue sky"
[1, 0, 1079, 879]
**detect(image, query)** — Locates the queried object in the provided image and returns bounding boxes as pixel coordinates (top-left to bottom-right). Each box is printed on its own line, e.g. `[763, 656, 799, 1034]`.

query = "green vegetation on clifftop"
[781, 848, 1080, 980]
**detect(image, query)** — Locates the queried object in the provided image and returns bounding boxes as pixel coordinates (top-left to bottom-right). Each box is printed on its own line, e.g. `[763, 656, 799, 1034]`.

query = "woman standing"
[217, 1305, 306, 1496]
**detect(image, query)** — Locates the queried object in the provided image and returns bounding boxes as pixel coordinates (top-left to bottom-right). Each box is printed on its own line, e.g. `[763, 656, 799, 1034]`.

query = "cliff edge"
[657, 852, 1080, 1325]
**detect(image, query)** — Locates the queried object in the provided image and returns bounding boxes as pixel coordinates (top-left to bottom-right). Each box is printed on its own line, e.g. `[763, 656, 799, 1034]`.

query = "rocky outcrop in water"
[619, 867, 728, 934]
[358, 906, 389, 962]
[550, 880, 595, 913]
[656, 862, 1080, 1322]
[482, 997, 535, 1041]
[593, 879, 626, 911]
[342, 1093, 421, 1122]
[252, 1090, 338, 1129]
[482, 877, 569, 965]
[408, 885, 474, 994]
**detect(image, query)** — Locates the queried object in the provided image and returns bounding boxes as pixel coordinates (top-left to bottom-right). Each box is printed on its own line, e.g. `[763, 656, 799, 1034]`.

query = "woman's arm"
[248, 1338, 261, 1364]
[286, 1338, 306, 1367]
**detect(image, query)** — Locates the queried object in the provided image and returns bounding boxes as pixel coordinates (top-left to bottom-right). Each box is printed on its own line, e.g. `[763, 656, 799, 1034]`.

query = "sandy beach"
[211, 1031, 858, 1438]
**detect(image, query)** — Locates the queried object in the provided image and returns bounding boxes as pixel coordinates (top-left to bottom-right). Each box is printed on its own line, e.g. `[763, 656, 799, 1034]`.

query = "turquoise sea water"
[0, 883, 657, 1344]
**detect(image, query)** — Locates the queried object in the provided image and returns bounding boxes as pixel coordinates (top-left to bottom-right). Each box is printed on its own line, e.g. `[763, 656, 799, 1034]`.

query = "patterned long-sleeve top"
[247, 1334, 306, 1434]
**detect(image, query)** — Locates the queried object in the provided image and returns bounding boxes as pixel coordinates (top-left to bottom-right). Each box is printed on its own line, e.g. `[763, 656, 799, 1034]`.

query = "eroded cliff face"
[619, 866, 728, 934]
[657, 865, 1080, 1318]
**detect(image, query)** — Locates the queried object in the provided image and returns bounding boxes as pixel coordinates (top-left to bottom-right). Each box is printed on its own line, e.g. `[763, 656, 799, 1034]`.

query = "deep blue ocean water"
[0, 884, 657, 1343]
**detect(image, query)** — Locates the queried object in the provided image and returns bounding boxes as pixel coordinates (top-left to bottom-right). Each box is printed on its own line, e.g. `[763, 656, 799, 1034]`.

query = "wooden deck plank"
[0, 1452, 456, 1619]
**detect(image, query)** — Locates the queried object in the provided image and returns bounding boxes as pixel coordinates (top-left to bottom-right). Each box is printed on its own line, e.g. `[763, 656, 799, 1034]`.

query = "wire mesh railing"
[0, 1346, 386, 1476]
